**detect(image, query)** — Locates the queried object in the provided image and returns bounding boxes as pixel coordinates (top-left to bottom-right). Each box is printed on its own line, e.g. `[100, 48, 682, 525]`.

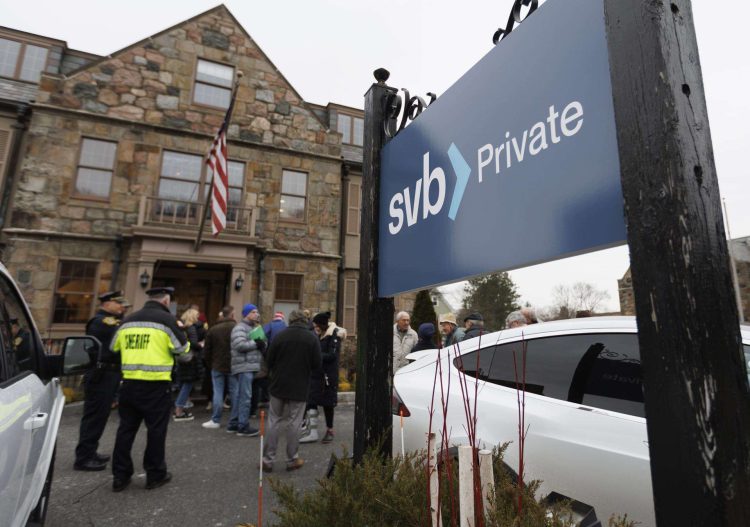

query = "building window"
[194, 59, 233, 109]
[337, 113, 364, 146]
[273, 274, 303, 318]
[346, 181, 361, 235]
[157, 151, 204, 218]
[343, 278, 358, 335]
[0, 38, 48, 83]
[52, 261, 98, 324]
[280, 170, 307, 221]
[227, 161, 244, 222]
[74, 138, 117, 198]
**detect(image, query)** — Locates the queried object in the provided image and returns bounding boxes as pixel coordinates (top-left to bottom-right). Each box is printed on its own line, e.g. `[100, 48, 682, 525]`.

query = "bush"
[270, 445, 577, 527]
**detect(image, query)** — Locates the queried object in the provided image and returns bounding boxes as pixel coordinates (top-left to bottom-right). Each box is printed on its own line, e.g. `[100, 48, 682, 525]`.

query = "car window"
[0, 275, 36, 382]
[456, 333, 645, 417]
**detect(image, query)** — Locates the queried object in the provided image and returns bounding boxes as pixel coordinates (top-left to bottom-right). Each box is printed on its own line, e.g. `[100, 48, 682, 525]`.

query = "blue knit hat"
[242, 303, 258, 317]
[418, 323, 436, 339]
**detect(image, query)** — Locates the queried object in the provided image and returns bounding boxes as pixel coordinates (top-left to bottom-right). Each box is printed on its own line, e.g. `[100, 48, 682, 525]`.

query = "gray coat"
[230, 319, 262, 374]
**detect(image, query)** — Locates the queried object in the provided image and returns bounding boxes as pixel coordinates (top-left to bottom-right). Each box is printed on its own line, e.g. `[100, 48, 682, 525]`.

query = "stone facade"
[1, 6, 416, 343]
[2, 6, 344, 334]
[618, 236, 750, 322]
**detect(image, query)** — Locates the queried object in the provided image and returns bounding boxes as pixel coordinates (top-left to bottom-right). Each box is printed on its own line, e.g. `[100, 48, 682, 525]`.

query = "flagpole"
[194, 71, 243, 252]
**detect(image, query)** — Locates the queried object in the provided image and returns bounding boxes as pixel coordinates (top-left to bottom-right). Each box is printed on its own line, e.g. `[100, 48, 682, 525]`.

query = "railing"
[136, 195, 257, 237]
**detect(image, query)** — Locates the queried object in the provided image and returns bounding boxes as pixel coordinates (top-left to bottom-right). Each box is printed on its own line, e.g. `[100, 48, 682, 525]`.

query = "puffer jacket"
[230, 319, 263, 374]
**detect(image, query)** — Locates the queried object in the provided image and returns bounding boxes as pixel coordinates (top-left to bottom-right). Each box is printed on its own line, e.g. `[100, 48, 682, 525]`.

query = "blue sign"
[378, 0, 625, 297]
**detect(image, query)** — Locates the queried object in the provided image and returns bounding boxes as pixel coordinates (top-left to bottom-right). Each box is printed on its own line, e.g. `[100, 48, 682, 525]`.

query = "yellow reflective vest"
[111, 301, 190, 381]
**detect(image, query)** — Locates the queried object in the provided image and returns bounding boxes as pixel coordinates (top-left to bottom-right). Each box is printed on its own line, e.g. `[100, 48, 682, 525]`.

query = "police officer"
[110, 286, 190, 492]
[10, 318, 32, 371]
[73, 291, 130, 471]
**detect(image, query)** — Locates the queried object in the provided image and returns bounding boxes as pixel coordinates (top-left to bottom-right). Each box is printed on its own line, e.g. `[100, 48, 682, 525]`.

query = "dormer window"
[0, 38, 49, 83]
[193, 59, 233, 109]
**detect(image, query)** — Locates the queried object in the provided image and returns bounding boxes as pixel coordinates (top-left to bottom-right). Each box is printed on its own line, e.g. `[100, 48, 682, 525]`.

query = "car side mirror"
[62, 336, 101, 375]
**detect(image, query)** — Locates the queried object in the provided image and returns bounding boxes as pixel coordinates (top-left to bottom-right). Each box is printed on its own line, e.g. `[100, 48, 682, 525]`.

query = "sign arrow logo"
[447, 143, 471, 221]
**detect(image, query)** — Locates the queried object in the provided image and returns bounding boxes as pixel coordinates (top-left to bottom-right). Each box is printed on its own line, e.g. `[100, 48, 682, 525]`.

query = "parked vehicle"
[392, 316, 750, 527]
[0, 262, 93, 527]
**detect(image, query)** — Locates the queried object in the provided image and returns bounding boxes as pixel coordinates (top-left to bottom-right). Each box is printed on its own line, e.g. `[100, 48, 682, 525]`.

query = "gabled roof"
[62, 4, 327, 129]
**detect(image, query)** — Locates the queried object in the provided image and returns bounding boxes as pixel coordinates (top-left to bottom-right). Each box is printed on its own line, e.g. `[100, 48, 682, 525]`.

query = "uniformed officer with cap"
[110, 286, 190, 492]
[73, 290, 131, 471]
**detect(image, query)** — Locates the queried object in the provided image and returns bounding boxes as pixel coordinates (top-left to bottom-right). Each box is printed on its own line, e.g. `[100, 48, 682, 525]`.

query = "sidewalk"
[49, 399, 354, 526]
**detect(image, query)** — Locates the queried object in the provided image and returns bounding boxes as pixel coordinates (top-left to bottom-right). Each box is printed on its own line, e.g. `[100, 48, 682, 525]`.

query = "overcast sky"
[2, 0, 746, 312]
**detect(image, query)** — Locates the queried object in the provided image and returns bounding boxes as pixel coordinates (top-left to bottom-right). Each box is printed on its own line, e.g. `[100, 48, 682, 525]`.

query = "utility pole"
[353, 69, 396, 463]
[605, 1, 750, 524]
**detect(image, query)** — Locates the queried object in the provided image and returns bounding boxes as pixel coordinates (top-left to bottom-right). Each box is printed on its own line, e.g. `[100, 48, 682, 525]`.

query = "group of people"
[392, 306, 543, 369]
[73, 285, 348, 490]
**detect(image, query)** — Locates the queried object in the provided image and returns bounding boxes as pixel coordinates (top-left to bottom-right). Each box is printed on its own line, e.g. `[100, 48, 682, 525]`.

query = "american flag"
[206, 98, 236, 236]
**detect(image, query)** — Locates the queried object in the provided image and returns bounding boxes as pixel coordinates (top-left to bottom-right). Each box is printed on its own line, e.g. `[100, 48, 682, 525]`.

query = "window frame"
[454, 331, 644, 417]
[0, 36, 50, 84]
[71, 137, 118, 201]
[156, 149, 246, 225]
[346, 180, 361, 235]
[191, 57, 235, 110]
[337, 111, 364, 147]
[342, 277, 358, 336]
[273, 273, 304, 303]
[279, 169, 309, 223]
[50, 259, 101, 327]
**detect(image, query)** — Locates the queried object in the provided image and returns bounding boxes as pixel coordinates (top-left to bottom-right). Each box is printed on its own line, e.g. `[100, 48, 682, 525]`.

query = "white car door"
[455, 332, 655, 526]
[0, 269, 62, 527]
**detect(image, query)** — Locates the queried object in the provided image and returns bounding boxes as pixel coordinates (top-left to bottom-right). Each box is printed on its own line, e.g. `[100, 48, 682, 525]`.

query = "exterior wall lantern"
[139, 270, 151, 288]
[234, 274, 244, 291]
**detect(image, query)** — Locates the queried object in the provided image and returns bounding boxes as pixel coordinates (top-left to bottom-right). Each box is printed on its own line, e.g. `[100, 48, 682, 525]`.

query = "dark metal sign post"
[605, 1, 750, 524]
[353, 69, 396, 462]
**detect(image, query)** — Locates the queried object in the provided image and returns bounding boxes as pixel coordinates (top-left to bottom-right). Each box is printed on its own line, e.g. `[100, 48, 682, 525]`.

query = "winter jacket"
[307, 322, 347, 407]
[262, 318, 287, 344]
[203, 318, 235, 373]
[411, 338, 437, 353]
[443, 327, 465, 348]
[393, 324, 418, 371]
[462, 324, 490, 342]
[267, 321, 321, 401]
[230, 319, 263, 374]
[175, 324, 202, 382]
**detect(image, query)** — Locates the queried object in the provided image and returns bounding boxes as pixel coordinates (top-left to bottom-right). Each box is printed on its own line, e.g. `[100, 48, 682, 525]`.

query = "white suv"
[392, 316, 750, 527]
[0, 263, 89, 527]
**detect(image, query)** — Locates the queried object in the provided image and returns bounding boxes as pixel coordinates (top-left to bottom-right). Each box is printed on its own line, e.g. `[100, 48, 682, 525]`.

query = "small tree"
[411, 289, 438, 344]
[462, 272, 520, 331]
[551, 282, 610, 319]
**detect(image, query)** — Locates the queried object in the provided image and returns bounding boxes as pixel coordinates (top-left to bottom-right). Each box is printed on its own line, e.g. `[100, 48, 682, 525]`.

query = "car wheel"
[26, 446, 55, 526]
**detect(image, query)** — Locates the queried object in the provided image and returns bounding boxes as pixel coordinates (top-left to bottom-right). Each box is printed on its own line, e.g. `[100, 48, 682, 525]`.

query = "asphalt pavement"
[48, 398, 354, 527]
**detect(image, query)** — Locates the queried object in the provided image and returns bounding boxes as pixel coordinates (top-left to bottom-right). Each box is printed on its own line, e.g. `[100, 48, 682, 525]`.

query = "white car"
[0, 262, 90, 527]
[392, 316, 750, 527]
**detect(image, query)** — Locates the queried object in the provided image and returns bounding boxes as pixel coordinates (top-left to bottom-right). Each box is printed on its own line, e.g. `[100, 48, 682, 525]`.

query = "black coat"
[267, 321, 321, 402]
[307, 324, 345, 407]
[175, 324, 202, 382]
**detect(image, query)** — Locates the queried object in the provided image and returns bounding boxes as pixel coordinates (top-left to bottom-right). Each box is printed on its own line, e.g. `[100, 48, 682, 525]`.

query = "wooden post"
[353, 69, 396, 463]
[428, 433, 441, 527]
[478, 449, 493, 522]
[604, 1, 750, 524]
[458, 445, 475, 527]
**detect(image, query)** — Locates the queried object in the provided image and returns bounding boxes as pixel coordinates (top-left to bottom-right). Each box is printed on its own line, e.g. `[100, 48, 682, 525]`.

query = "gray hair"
[505, 311, 527, 328]
[395, 311, 410, 321]
[288, 309, 308, 325]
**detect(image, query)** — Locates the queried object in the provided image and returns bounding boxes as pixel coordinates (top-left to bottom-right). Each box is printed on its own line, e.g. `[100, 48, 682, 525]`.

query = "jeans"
[210, 370, 232, 423]
[174, 382, 193, 409]
[229, 371, 253, 429]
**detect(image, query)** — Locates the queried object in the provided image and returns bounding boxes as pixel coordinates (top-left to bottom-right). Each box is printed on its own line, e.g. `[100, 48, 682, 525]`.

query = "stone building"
[0, 6, 412, 344]
[618, 236, 750, 322]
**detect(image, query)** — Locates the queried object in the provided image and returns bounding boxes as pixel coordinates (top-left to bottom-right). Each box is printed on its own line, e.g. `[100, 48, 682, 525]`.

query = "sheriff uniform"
[110, 286, 190, 491]
[73, 291, 129, 471]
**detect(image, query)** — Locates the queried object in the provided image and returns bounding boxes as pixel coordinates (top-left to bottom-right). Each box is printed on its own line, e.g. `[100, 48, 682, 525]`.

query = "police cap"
[99, 290, 131, 306]
[146, 286, 175, 297]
